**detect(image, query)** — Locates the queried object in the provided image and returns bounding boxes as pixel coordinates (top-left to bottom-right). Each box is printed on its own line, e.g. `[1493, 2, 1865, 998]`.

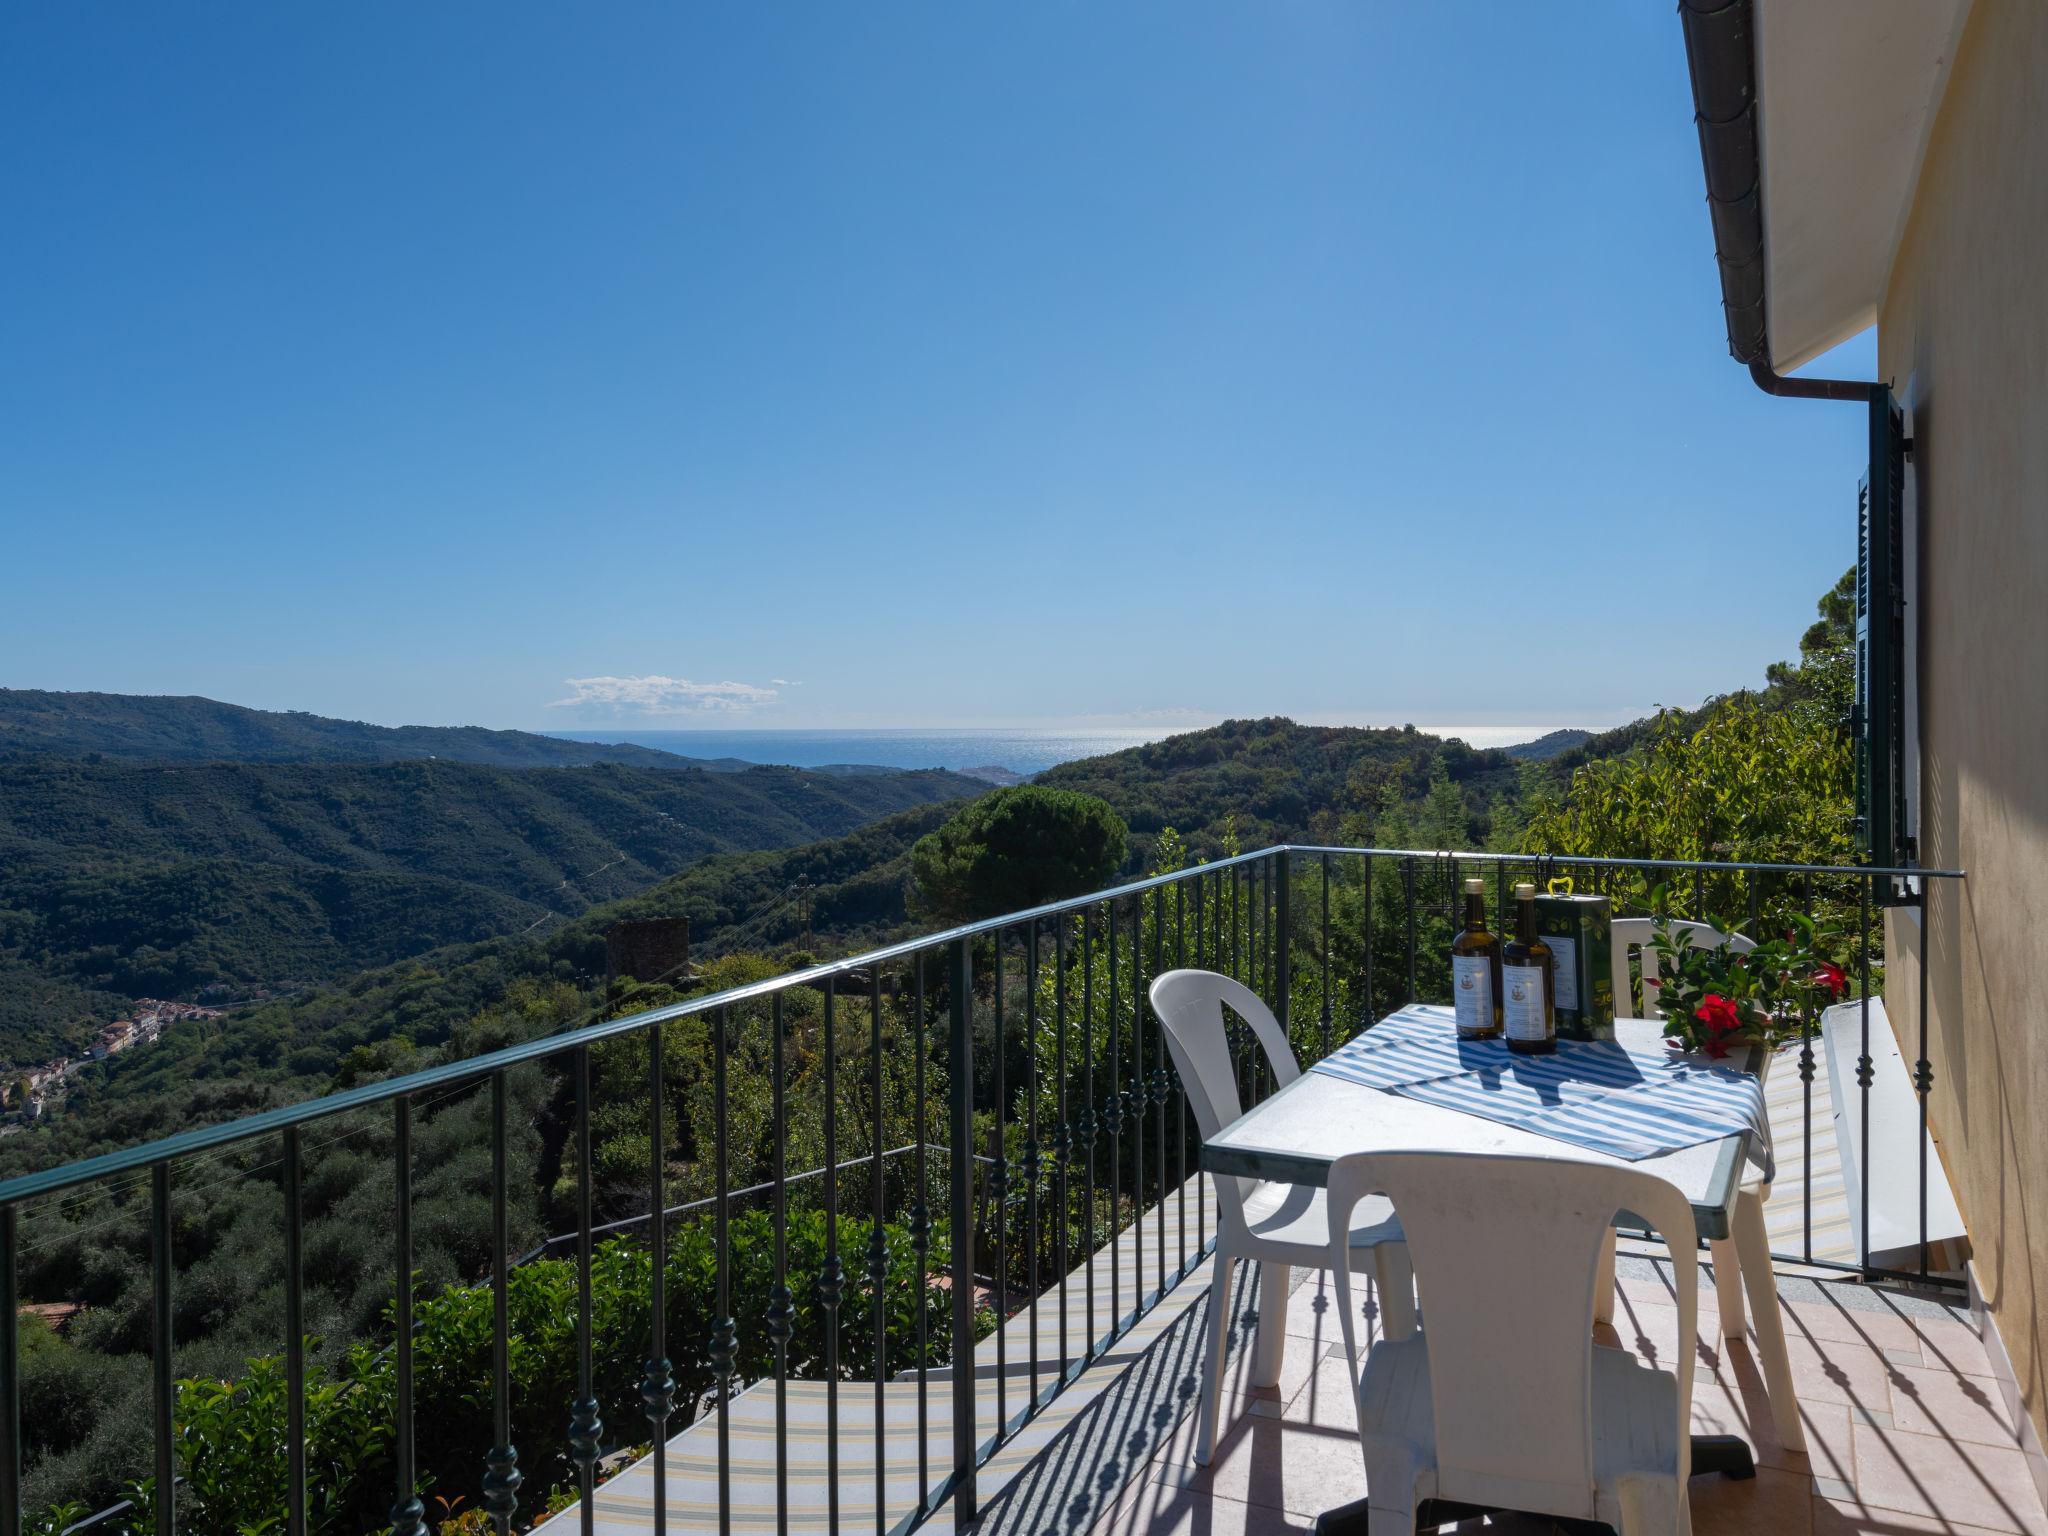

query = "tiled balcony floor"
[1093, 1250, 2045, 1536]
[549, 1177, 2042, 1536]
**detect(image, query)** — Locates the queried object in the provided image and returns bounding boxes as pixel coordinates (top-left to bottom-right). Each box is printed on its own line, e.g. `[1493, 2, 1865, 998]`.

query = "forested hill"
[1035, 717, 1528, 857]
[6, 717, 1537, 1147]
[0, 758, 981, 1061]
[0, 689, 689, 768]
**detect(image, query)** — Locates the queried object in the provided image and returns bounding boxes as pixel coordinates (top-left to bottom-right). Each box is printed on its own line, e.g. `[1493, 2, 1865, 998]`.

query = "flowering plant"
[1643, 893, 1849, 1059]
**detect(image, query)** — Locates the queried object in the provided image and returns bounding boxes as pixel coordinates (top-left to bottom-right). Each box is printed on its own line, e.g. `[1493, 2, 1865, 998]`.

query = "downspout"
[1678, 0, 1886, 403]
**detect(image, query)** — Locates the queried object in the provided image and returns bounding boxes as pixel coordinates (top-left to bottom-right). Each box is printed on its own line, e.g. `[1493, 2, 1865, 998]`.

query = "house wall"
[1879, 0, 2048, 1463]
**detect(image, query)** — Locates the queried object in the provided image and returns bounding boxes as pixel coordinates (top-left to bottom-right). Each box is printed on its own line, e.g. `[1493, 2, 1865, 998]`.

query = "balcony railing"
[0, 845, 1962, 1536]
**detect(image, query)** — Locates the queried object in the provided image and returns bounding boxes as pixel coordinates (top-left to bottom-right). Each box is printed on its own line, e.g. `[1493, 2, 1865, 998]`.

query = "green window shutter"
[1854, 389, 1908, 888]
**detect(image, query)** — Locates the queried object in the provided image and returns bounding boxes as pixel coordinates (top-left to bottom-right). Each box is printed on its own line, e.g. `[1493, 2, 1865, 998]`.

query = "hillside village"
[1, 998, 223, 1128]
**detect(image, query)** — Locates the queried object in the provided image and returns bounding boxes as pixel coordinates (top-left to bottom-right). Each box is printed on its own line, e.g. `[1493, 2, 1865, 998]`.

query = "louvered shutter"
[1854, 389, 1908, 890]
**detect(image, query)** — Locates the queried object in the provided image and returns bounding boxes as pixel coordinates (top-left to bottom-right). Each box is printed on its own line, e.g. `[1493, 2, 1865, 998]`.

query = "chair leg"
[1733, 1186, 1807, 1454]
[1359, 1438, 1423, 1536]
[1372, 1243, 1418, 1342]
[1594, 1226, 1618, 1325]
[1195, 1249, 1238, 1466]
[1709, 1236, 1746, 1339]
[1251, 1261, 1291, 1389]
[1615, 1474, 1691, 1536]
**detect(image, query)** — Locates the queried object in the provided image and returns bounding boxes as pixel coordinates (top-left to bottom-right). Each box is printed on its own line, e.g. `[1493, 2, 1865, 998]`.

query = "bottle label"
[1503, 964, 1549, 1041]
[1547, 935, 1579, 1011]
[1452, 955, 1493, 1033]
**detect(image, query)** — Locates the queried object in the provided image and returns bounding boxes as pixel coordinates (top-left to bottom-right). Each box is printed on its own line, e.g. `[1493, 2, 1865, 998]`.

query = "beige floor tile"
[1283, 1270, 1397, 1350]
[1782, 1333, 1909, 1415]
[1688, 1465, 1817, 1535]
[1888, 1362, 2021, 1447]
[1906, 1316, 1998, 1382]
[1691, 1379, 1858, 1485]
[1148, 1413, 1369, 1518]
[1783, 1297, 1931, 1357]
[1814, 1493, 2023, 1534]
[1851, 1420, 2048, 1533]
[1278, 1354, 1359, 1434]
[1088, 1476, 1316, 1536]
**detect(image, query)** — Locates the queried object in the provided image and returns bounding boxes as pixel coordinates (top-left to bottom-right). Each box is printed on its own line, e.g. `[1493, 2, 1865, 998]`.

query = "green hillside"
[0, 758, 980, 1061]
[0, 689, 689, 768]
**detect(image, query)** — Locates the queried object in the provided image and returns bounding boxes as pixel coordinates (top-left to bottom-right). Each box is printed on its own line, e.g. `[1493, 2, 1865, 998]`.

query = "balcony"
[2, 847, 2037, 1536]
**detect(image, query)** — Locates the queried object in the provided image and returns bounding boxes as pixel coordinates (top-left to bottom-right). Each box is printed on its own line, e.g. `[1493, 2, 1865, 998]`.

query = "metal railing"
[0, 845, 1962, 1536]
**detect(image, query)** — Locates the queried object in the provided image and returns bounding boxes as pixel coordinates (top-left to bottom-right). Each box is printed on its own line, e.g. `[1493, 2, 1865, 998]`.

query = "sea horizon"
[543, 723, 1583, 777]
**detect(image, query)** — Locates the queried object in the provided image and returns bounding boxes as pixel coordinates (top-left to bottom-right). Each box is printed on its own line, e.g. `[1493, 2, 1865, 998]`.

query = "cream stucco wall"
[1878, 0, 2048, 1461]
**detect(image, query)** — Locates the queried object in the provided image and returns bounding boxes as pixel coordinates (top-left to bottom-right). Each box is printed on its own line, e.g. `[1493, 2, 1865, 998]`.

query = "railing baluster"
[946, 939, 979, 1526]
[1320, 853, 1333, 1059]
[1858, 875, 1874, 1277]
[0, 1205, 16, 1536]
[1917, 870, 1934, 1281]
[1105, 902, 1123, 1332]
[822, 982, 843, 1526]
[1053, 919, 1070, 1373]
[1130, 895, 1145, 1309]
[1080, 908, 1097, 1357]
[394, 1099, 426, 1536]
[642, 1034, 673, 1536]
[1024, 922, 1041, 1409]
[768, 996, 793, 1536]
[991, 935, 1008, 1431]
[285, 1127, 306, 1536]
[1152, 883, 1168, 1300]
[484, 1076, 521, 1536]
[152, 1166, 174, 1536]
[911, 957, 931, 1510]
[1403, 856, 1419, 1004]
[869, 979, 889, 1532]
[713, 1010, 737, 1536]
[1175, 879, 1188, 1276]
[1363, 855, 1376, 1026]
[1801, 876, 1816, 1265]
[1275, 852, 1292, 1056]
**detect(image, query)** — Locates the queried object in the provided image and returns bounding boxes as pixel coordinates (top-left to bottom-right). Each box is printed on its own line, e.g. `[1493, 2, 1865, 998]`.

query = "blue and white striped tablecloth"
[1309, 1006, 1773, 1181]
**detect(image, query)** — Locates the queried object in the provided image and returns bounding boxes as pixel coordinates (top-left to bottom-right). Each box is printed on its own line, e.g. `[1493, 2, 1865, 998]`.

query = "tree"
[909, 787, 1128, 923]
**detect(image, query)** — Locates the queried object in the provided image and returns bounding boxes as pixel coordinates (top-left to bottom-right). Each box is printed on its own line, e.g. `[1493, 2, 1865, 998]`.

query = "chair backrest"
[1610, 917, 1755, 1019]
[1326, 1151, 1697, 1517]
[1149, 969, 1300, 1228]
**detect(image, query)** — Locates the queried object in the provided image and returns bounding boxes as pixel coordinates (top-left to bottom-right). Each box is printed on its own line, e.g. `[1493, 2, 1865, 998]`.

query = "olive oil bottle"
[1501, 881, 1556, 1055]
[1450, 877, 1502, 1039]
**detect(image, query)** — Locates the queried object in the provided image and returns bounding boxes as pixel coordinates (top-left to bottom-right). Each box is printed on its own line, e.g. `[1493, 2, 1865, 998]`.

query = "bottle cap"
[1514, 881, 1536, 899]
[1463, 877, 1485, 894]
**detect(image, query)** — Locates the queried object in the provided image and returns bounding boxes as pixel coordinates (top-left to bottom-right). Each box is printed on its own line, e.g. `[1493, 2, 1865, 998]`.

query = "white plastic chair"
[1609, 917, 1755, 1022]
[1602, 919, 1765, 1336]
[1328, 1151, 1699, 1535]
[1149, 968, 1417, 1467]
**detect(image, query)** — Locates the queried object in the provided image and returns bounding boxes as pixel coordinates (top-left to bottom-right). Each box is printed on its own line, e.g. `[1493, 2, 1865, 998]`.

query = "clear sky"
[2, 3, 1878, 735]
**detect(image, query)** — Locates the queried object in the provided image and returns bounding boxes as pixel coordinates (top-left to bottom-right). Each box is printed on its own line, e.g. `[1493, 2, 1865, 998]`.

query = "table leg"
[1732, 1185, 1806, 1454]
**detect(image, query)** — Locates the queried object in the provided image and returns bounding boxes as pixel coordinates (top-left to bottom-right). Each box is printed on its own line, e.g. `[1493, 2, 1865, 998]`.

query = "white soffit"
[1754, 0, 1972, 371]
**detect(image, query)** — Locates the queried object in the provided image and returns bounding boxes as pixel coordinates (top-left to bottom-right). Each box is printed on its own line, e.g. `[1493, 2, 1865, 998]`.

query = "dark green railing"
[0, 846, 1961, 1536]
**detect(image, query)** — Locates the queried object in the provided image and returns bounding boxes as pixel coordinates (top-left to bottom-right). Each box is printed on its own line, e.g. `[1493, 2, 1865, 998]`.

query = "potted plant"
[1643, 897, 1848, 1061]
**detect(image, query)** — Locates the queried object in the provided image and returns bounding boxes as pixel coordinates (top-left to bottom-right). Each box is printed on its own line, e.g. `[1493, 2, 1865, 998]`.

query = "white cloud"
[548, 675, 779, 716]
[770, 678, 802, 687]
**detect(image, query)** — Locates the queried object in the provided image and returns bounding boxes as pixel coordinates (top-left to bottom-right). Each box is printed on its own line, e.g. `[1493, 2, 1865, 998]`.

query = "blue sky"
[1, 3, 1876, 736]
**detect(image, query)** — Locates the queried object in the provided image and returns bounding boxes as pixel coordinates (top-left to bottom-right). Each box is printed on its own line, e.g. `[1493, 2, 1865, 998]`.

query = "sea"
[543, 728, 1170, 778]
[543, 723, 1576, 778]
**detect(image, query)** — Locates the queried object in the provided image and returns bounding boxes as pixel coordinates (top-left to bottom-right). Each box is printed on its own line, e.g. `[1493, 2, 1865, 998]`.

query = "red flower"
[1696, 993, 1741, 1035]
[1643, 976, 1661, 989]
[1813, 962, 1847, 999]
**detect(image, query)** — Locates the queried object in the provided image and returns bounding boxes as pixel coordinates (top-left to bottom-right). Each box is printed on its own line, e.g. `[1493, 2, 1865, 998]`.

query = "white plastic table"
[1198, 1008, 1805, 1475]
